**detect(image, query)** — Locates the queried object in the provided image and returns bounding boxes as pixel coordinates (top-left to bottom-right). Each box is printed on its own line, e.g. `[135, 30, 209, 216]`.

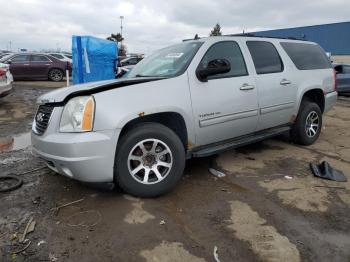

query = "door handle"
[240, 83, 255, 91]
[280, 79, 292, 86]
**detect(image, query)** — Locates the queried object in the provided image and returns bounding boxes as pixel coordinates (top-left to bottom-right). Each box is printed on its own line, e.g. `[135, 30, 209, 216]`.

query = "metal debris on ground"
[19, 217, 36, 243]
[37, 240, 46, 246]
[284, 175, 293, 180]
[310, 161, 347, 182]
[19, 166, 46, 175]
[0, 175, 23, 192]
[209, 168, 226, 178]
[12, 239, 31, 254]
[51, 198, 85, 215]
[159, 220, 166, 225]
[213, 246, 220, 262]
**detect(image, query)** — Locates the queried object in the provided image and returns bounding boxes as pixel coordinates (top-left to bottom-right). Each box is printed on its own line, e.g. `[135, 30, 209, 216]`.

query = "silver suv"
[31, 36, 337, 197]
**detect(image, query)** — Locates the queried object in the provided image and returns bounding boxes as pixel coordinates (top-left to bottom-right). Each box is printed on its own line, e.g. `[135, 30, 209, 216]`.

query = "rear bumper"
[0, 82, 12, 98]
[31, 130, 120, 182]
[324, 91, 338, 113]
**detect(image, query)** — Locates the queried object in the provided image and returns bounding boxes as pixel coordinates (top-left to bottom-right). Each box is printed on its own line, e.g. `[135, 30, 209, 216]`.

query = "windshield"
[128, 42, 203, 78]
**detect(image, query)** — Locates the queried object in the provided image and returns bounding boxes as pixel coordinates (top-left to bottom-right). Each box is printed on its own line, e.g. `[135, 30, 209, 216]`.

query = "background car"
[1, 53, 71, 82]
[48, 53, 72, 63]
[0, 63, 13, 98]
[334, 64, 350, 94]
[0, 52, 13, 59]
[116, 56, 143, 78]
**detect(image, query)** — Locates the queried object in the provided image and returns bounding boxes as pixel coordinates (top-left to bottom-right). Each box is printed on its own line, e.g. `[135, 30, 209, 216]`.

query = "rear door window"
[280, 42, 332, 70]
[199, 41, 248, 79]
[246, 41, 283, 74]
[31, 55, 50, 62]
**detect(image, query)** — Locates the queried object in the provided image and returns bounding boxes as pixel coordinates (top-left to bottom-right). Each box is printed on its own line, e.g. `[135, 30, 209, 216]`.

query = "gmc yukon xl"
[31, 36, 337, 197]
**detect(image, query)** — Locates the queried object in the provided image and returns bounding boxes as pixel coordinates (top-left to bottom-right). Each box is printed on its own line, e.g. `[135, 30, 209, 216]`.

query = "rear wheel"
[291, 99, 322, 145]
[48, 69, 63, 82]
[114, 123, 186, 197]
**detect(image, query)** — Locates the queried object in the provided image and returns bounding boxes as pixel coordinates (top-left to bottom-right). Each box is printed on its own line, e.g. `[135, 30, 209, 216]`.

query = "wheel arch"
[117, 112, 190, 150]
[299, 88, 325, 113]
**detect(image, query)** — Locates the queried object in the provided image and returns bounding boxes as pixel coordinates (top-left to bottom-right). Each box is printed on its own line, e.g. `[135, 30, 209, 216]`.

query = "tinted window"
[247, 41, 283, 74]
[280, 42, 331, 70]
[199, 41, 247, 79]
[31, 55, 50, 62]
[50, 54, 64, 59]
[343, 65, 350, 74]
[11, 55, 31, 62]
[66, 55, 72, 59]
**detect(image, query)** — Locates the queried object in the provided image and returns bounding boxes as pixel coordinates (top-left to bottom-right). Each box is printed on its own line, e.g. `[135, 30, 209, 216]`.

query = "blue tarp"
[72, 36, 118, 84]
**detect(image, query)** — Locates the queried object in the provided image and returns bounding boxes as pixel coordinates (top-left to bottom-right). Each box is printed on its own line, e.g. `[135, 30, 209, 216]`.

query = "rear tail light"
[0, 69, 6, 77]
[333, 69, 337, 91]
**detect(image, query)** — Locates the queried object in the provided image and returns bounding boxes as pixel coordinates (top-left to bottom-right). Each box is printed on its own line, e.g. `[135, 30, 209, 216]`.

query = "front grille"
[33, 105, 54, 135]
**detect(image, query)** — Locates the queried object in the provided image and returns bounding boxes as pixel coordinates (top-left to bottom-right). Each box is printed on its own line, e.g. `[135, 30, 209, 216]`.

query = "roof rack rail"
[224, 33, 306, 41]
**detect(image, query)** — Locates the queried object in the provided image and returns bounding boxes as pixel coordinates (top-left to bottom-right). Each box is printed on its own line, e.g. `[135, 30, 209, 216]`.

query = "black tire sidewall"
[292, 101, 322, 145]
[115, 123, 185, 197]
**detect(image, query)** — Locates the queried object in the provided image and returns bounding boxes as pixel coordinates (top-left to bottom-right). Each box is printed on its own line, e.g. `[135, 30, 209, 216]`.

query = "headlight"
[60, 96, 95, 132]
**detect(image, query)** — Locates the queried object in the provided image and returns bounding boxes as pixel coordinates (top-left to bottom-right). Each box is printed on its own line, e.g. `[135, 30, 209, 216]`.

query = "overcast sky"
[1, 0, 349, 54]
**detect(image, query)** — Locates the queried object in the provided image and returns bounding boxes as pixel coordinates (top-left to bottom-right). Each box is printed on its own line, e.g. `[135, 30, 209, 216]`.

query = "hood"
[37, 77, 165, 104]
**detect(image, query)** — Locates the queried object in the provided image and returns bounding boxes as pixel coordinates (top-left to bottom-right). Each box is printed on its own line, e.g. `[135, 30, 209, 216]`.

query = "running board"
[190, 126, 291, 158]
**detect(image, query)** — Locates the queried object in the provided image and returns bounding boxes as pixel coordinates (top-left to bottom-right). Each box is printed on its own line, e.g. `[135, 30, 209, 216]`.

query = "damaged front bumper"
[31, 129, 120, 183]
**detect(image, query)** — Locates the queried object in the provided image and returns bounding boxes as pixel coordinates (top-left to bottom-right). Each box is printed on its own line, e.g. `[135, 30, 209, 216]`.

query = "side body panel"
[243, 39, 299, 131]
[186, 38, 259, 146]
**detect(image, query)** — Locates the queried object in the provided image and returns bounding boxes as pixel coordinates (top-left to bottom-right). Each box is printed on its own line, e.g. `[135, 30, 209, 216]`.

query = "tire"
[290, 99, 322, 145]
[114, 123, 186, 197]
[0, 175, 23, 192]
[48, 69, 63, 82]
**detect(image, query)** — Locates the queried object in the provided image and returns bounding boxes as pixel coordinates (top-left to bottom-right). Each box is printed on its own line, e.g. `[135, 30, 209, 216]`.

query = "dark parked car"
[334, 64, 350, 94]
[0, 53, 71, 82]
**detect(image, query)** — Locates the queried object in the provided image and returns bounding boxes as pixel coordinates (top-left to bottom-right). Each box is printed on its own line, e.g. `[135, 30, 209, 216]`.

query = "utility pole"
[9, 41, 12, 52]
[120, 16, 124, 53]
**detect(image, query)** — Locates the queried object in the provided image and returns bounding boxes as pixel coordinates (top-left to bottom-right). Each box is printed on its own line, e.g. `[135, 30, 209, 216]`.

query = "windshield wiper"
[135, 74, 156, 78]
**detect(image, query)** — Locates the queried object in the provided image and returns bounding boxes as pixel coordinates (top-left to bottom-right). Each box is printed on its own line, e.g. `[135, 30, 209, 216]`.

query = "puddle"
[0, 132, 31, 153]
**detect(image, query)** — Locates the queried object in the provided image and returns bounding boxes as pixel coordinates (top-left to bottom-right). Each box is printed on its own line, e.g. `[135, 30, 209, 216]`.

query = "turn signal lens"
[82, 98, 95, 131]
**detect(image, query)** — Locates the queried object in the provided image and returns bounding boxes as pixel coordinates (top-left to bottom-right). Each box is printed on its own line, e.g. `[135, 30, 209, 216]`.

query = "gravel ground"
[0, 82, 349, 262]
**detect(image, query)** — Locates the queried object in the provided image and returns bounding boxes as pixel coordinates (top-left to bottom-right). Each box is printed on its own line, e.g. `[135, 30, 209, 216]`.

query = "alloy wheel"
[305, 111, 319, 138]
[127, 139, 173, 185]
[50, 69, 63, 81]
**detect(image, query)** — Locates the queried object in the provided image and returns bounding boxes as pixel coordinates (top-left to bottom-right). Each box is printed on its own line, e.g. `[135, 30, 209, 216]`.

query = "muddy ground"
[0, 82, 349, 262]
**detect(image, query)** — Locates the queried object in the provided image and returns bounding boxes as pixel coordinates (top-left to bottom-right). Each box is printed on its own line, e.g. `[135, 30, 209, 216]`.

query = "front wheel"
[290, 99, 322, 145]
[114, 123, 186, 197]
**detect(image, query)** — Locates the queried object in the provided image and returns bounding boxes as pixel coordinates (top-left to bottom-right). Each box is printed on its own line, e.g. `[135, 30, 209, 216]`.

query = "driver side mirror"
[196, 59, 231, 82]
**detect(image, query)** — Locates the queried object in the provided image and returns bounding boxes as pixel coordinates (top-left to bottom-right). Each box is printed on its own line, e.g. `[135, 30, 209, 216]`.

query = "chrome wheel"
[127, 139, 173, 185]
[49, 69, 63, 81]
[305, 111, 319, 138]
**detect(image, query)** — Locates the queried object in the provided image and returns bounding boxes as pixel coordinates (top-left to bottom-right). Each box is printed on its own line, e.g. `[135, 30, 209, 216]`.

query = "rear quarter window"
[280, 42, 332, 70]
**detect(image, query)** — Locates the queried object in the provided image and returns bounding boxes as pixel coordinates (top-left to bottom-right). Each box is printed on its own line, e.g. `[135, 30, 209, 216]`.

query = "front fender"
[92, 74, 196, 144]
